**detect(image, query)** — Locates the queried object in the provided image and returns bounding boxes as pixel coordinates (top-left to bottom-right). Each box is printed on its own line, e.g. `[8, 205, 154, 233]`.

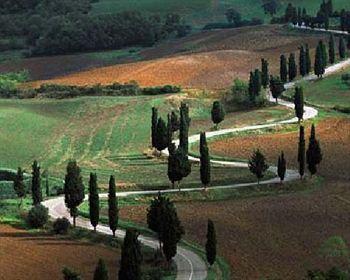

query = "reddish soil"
[0, 225, 119, 280]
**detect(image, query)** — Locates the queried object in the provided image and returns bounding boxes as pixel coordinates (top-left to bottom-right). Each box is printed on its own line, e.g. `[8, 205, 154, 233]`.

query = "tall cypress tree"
[89, 173, 99, 231]
[151, 107, 158, 148]
[254, 69, 262, 96]
[248, 71, 255, 102]
[200, 132, 211, 188]
[248, 149, 269, 184]
[118, 229, 142, 280]
[64, 161, 85, 227]
[298, 126, 306, 179]
[167, 113, 173, 147]
[305, 44, 312, 74]
[277, 151, 287, 182]
[288, 53, 297, 81]
[167, 144, 191, 189]
[14, 167, 26, 208]
[294, 86, 304, 122]
[299, 45, 307, 77]
[314, 43, 325, 78]
[211, 101, 225, 129]
[94, 259, 108, 280]
[31, 160, 42, 205]
[329, 34, 335, 64]
[261, 58, 269, 88]
[179, 102, 190, 155]
[155, 117, 168, 151]
[108, 175, 118, 237]
[269, 75, 285, 103]
[205, 219, 217, 266]
[320, 40, 328, 68]
[280, 55, 288, 83]
[339, 36, 346, 59]
[306, 124, 323, 176]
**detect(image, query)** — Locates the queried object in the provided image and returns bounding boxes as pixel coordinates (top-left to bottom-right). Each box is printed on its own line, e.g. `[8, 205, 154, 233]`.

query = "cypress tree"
[298, 126, 306, 179]
[170, 111, 180, 132]
[254, 69, 262, 96]
[269, 75, 285, 103]
[89, 173, 99, 231]
[305, 44, 312, 74]
[118, 229, 142, 280]
[339, 36, 346, 59]
[31, 160, 42, 205]
[179, 102, 190, 155]
[320, 40, 328, 68]
[108, 175, 118, 237]
[314, 43, 325, 78]
[324, 13, 329, 30]
[329, 34, 335, 64]
[277, 151, 287, 182]
[288, 53, 297, 81]
[200, 132, 211, 188]
[155, 117, 168, 151]
[280, 55, 288, 83]
[294, 86, 304, 122]
[299, 45, 307, 77]
[306, 124, 323, 176]
[151, 107, 158, 148]
[205, 219, 217, 266]
[248, 71, 255, 102]
[167, 113, 173, 147]
[64, 161, 85, 227]
[261, 58, 269, 88]
[14, 167, 26, 208]
[94, 259, 108, 280]
[211, 101, 225, 129]
[167, 144, 191, 189]
[248, 149, 269, 184]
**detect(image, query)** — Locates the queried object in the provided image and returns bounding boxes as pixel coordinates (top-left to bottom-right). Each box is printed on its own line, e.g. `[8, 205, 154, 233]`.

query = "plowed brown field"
[209, 118, 350, 180]
[0, 225, 119, 280]
[26, 25, 328, 90]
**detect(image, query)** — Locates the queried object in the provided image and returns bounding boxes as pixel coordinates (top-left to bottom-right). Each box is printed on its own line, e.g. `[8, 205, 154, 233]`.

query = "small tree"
[315, 43, 325, 78]
[299, 45, 307, 77]
[31, 160, 42, 205]
[339, 36, 346, 59]
[151, 107, 158, 148]
[64, 161, 85, 227]
[298, 126, 306, 179]
[280, 54, 288, 83]
[200, 132, 211, 189]
[261, 0, 279, 17]
[294, 86, 304, 122]
[248, 149, 269, 184]
[108, 175, 118, 237]
[155, 117, 168, 151]
[261, 58, 269, 88]
[94, 259, 108, 280]
[118, 229, 142, 280]
[62, 268, 81, 280]
[269, 75, 285, 103]
[88, 173, 99, 231]
[14, 167, 26, 208]
[329, 34, 335, 64]
[167, 144, 191, 189]
[277, 151, 286, 183]
[205, 219, 217, 266]
[288, 53, 297, 81]
[211, 101, 225, 129]
[225, 8, 241, 25]
[306, 124, 323, 176]
[305, 44, 312, 74]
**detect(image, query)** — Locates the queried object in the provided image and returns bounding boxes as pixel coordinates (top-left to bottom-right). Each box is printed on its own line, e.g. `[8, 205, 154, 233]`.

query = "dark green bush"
[27, 204, 49, 228]
[53, 217, 71, 234]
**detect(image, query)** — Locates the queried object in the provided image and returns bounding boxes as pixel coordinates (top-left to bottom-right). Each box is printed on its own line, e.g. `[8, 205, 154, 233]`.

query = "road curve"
[43, 27, 350, 280]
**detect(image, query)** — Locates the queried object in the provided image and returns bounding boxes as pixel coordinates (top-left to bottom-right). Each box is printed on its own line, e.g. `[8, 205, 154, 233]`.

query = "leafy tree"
[200, 132, 211, 188]
[155, 117, 168, 151]
[167, 144, 191, 189]
[211, 101, 225, 129]
[261, 0, 279, 17]
[62, 268, 81, 280]
[269, 75, 285, 103]
[118, 229, 142, 280]
[179, 102, 190, 154]
[306, 124, 323, 176]
[14, 167, 26, 208]
[151, 107, 158, 148]
[94, 259, 108, 280]
[280, 54, 288, 83]
[288, 53, 297, 81]
[27, 204, 48, 228]
[261, 58, 269, 88]
[298, 126, 306, 179]
[305, 44, 312, 74]
[88, 173, 99, 231]
[248, 149, 269, 184]
[108, 175, 118, 237]
[299, 45, 307, 77]
[294, 86, 304, 122]
[64, 161, 85, 227]
[315, 42, 325, 78]
[329, 34, 335, 64]
[206, 219, 217, 266]
[31, 160, 42, 205]
[339, 36, 346, 59]
[225, 8, 241, 25]
[277, 151, 286, 182]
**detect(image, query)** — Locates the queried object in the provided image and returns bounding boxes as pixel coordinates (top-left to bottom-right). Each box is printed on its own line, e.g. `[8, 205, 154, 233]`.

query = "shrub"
[53, 217, 71, 234]
[27, 204, 49, 228]
[62, 267, 81, 280]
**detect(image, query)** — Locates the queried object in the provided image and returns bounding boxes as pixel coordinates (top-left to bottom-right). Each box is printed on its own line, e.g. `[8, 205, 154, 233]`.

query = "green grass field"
[0, 94, 288, 190]
[92, 0, 350, 26]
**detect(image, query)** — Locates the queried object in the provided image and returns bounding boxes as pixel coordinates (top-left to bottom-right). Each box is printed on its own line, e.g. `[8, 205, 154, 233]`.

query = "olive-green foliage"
[27, 204, 48, 228]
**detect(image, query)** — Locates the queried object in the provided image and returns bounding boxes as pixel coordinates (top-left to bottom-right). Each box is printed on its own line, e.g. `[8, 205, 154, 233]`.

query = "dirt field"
[0, 225, 119, 280]
[209, 118, 350, 180]
[26, 25, 329, 90]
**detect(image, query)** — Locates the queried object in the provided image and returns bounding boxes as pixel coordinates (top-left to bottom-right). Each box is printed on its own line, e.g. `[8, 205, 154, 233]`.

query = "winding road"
[43, 27, 350, 280]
